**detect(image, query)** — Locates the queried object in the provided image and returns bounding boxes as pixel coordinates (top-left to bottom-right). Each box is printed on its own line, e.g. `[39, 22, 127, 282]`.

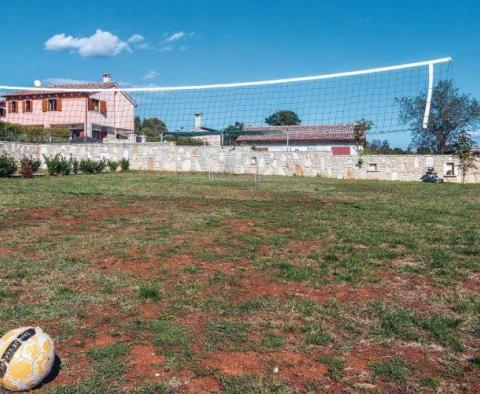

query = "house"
[191, 113, 222, 146]
[236, 124, 361, 155]
[0, 73, 136, 142]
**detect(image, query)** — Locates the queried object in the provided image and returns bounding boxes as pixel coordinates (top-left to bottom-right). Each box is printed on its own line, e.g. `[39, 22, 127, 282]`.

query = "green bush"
[119, 158, 130, 171]
[0, 121, 70, 142]
[79, 159, 106, 174]
[72, 158, 79, 175]
[19, 156, 41, 173]
[165, 135, 206, 146]
[97, 159, 106, 173]
[107, 160, 119, 173]
[0, 153, 17, 177]
[43, 154, 72, 176]
[79, 159, 96, 174]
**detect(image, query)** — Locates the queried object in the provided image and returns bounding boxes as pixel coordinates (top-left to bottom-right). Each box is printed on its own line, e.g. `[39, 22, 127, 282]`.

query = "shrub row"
[0, 122, 70, 143]
[0, 153, 41, 178]
[0, 152, 130, 177]
[42, 155, 129, 176]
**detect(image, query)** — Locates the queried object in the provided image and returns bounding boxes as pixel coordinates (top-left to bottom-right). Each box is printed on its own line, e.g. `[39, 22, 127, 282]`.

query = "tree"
[453, 131, 477, 184]
[135, 117, 168, 139]
[354, 119, 372, 148]
[140, 117, 167, 138]
[364, 139, 410, 154]
[398, 80, 480, 153]
[223, 122, 244, 145]
[134, 116, 142, 132]
[265, 110, 301, 126]
[224, 122, 244, 132]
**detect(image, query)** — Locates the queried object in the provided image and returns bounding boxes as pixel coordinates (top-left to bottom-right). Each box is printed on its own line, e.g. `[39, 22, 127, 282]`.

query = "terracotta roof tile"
[3, 82, 116, 97]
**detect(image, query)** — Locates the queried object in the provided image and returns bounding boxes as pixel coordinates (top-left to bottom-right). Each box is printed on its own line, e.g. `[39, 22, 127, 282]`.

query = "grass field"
[0, 172, 479, 393]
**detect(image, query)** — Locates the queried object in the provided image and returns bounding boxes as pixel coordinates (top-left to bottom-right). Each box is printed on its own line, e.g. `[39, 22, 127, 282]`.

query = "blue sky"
[1, 0, 479, 146]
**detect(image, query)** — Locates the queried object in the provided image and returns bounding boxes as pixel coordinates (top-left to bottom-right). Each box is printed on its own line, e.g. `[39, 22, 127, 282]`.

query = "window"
[88, 98, 107, 113]
[91, 99, 100, 112]
[42, 98, 61, 112]
[367, 163, 378, 172]
[48, 99, 58, 111]
[24, 100, 32, 113]
[445, 162, 455, 176]
[9, 101, 18, 113]
[0, 108, 5, 117]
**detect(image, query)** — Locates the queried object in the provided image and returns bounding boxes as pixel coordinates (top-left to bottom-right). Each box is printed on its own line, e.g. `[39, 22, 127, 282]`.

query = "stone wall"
[1, 141, 479, 183]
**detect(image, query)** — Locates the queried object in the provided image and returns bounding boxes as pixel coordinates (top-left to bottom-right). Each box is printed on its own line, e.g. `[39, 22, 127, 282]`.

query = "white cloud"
[128, 34, 144, 44]
[142, 70, 159, 80]
[45, 29, 130, 57]
[43, 78, 88, 85]
[158, 45, 172, 53]
[165, 31, 186, 43]
[137, 42, 154, 50]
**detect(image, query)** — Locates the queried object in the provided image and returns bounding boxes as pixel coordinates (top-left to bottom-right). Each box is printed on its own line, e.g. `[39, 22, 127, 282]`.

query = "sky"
[0, 0, 479, 147]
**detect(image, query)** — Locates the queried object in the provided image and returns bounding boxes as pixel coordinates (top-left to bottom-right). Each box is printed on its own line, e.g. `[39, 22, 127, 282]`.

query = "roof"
[3, 81, 137, 106]
[237, 124, 357, 143]
[193, 126, 218, 132]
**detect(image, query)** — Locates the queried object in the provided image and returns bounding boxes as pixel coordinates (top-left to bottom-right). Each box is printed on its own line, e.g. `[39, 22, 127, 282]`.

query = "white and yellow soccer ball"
[0, 327, 55, 392]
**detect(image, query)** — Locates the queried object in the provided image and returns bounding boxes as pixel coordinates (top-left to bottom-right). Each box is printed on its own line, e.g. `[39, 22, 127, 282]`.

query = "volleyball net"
[0, 57, 452, 144]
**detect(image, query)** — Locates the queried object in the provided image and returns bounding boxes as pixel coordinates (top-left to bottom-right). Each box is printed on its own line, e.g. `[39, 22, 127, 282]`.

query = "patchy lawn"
[0, 172, 479, 393]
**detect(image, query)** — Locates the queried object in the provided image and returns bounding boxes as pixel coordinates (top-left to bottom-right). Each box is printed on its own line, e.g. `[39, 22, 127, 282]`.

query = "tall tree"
[136, 117, 168, 138]
[398, 80, 480, 153]
[134, 116, 142, 132]
[265, 110, 301, 126]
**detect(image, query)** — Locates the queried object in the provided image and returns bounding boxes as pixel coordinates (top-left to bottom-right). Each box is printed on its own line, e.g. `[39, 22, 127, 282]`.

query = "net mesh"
[0, 58, 452, 143]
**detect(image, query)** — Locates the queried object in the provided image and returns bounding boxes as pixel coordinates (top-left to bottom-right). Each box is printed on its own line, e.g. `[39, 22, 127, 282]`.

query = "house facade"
[0, 74, 136, 141]
[236, 125, 361, 155]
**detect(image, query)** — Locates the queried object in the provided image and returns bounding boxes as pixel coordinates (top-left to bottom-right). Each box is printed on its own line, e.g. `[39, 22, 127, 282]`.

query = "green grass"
[369, 302, 464, 351]
[219, 375, 291, 393]
[318, 356, 345, 381]
[206, 320, 250, 351]
[87, 343, 130, 379]
[261, 333, 285, 349]
[370, 357, 408, 383]
[0, 172, 479, 392]
[138, 283, 161, 300]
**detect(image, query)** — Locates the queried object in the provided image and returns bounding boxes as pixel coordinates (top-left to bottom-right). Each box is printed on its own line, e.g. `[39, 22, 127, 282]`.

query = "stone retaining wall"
[1, 142, 479, 183]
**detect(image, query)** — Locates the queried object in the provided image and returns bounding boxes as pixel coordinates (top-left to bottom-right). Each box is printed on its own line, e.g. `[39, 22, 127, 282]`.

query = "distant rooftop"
[237, 124, 357, 143]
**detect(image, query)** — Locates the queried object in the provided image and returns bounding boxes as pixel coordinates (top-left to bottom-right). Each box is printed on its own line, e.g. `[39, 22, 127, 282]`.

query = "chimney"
[194, 112, 203, 130]
[102, 73, 112, 83]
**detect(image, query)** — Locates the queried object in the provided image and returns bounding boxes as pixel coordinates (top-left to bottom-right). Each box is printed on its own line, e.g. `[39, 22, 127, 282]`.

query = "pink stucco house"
[0, 73, 136, 141]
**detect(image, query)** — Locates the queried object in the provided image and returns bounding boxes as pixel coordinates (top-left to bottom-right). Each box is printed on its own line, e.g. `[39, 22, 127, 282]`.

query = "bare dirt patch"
[126, 345, 166, 380]
[204, 351, 264, 376]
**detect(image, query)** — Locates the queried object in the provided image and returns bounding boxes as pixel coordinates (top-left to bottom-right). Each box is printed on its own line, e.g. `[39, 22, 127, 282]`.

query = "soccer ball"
[0, 327, 55, 392]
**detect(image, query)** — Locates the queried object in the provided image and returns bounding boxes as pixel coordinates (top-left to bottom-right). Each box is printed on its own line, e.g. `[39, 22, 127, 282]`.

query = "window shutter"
[57, 98, 62, 112]
[20, 101, 24, 113]
[87, 98, 93, 111]
[42, 99, 48, 112]
[100, 100, 107, 113]
[7, 102, 12, 113]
